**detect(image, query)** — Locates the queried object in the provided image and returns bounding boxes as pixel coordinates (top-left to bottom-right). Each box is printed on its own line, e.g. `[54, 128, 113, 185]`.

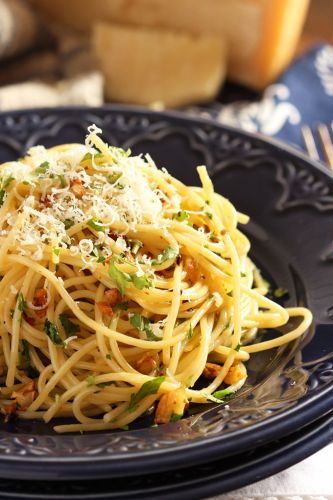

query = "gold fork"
[301, 123, 333, 169]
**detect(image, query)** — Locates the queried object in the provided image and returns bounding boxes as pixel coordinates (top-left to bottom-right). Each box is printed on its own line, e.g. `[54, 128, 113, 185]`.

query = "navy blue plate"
[0, 106, 333, 480]
[0, 410, 331, 498]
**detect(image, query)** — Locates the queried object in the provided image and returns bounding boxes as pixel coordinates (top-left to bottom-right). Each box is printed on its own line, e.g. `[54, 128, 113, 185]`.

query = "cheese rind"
[29, 0, 310, 90]
[92, 23, 227, 107]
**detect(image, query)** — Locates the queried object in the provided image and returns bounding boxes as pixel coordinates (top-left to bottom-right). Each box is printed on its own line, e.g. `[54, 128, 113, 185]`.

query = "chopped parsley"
[129, 313, 161, 341]
[274, 287, 289, 299]
[113, 301, 129, 311]
[86, 375, 95, 386]
[130, 240, 143, 255]
[0, 174, 14, 207]
[59, 313, 80, 336]
[0, 190, 5, 207]
[108, 257, 151, 295]
[108, 258, 129, 295]
[58, 174, 66, 188]
[106, 354, 112, 360]
[130, 273, 152, 290]
[128, 376, 165, 412]
[151, 246, 178, 266]
[64, 218, 75, 230]
[235, 343, 241, 352]
[187, 324, 194, 340]
[227, 290, 233, 297]
[107, 172, 122, 184]
[170, 413, 183, 422]
[204, 387, 234, 404]
[90, 245, 99, 259]
[34, 161, 50, 175]
[213, 387, 235, 401]
[87, 218, 105, 232]
[18, 293, 27, 312]
[82, 152, 103, 162]
[20, 340, 39, 379]
[173, 210, 189, 222]
[43, 319, 64, 346]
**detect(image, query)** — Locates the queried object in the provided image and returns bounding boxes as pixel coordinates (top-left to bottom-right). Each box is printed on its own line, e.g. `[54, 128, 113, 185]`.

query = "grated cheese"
[0, 125, 168, 266]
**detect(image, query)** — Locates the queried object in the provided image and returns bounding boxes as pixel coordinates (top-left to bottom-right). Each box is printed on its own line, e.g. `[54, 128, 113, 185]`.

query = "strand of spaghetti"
[43, 372, 178, 423]
[242, 308, 312, 353]
[28, 339, 97, 412]
[224, 233, 242, 349]
[54, 395, 157, 433]
[200, 351, 236, 395]
[6, 255, 186, 349]
[162, 264, 182, 366]
[177, 315, 213, 385]
[6, 268, 34, 386]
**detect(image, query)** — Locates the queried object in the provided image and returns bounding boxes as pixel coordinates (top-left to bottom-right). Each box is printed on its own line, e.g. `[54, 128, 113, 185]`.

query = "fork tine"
[301, 125, 320, 161]
[317, 123, 333, 170]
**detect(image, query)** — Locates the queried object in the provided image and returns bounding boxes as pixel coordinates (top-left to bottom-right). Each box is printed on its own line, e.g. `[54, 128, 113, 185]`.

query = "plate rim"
[0, 105, 332, 478]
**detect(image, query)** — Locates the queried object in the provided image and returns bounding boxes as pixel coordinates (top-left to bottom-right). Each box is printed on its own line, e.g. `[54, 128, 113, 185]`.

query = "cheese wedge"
[29, 0, 310, 89]
[92, 23, 227, 107]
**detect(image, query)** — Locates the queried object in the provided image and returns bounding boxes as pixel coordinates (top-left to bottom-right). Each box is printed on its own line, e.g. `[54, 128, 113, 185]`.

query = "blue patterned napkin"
[205, 44, 333, 154]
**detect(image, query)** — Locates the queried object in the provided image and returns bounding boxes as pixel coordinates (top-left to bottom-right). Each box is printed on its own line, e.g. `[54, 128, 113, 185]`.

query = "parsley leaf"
[91, 246, 99, 258]
[0, 174, 14, 207]
[170, 412, 183, 422]
[58, 174, 66, 188]
[106, 172, 122, 184]
[82, 152, 103, 162]
[151, 246, 178, 266]
[274, 287, 289, 299]
[18, 293, 27, 312]
[86, 375, 95, 386]
[20, 340, 39, 379]
[44, 319, 64, 346]
[87, 218, 105, 232]
[129, 313, 161, 341]
[173, 210, 189, 222]
[35, 161, 50, 175]
[130, 240, 143, 255]
[59, 313, 80, 336]
[64, 218, 75, 230]
[113, 301, 129, 311]
[213, 387, 235, 401]
[130, 273, 151, 290]
[187, 324, 194, 339]
[1, 174, 14, 189]
[0, 190, 5, 207]
[128, 376, 165, 412]
[235, 343, 241, 352]
[52, 247, 60, 256]
[108, 258, 130, 295]
[109, 258, 151, 295]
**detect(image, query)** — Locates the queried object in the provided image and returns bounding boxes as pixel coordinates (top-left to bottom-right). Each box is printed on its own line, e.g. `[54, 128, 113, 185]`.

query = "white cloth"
[0, 72, 104, 110]
[211, 443, 333, 500]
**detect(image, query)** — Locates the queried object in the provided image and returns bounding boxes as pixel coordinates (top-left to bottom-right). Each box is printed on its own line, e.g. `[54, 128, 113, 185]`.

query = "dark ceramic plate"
[0, 411, 331, 499]
[0, 106, 333, 481]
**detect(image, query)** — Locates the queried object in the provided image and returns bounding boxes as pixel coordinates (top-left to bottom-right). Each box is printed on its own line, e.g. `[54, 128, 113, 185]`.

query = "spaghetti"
[0, 125, 312, 433]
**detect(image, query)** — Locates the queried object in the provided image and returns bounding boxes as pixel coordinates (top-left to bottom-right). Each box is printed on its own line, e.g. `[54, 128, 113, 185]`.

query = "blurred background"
[0, 0, 330, 107]
[0, 0, 332, 155]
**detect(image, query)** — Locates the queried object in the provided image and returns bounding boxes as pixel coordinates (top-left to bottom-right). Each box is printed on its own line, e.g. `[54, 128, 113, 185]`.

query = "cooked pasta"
[0, 125, 312, 432]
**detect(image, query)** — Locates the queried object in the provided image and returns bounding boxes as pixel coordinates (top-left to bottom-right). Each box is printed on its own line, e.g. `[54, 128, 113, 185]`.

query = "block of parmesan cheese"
[92, 23, 227, 107]
[29, 0, 310, 90]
